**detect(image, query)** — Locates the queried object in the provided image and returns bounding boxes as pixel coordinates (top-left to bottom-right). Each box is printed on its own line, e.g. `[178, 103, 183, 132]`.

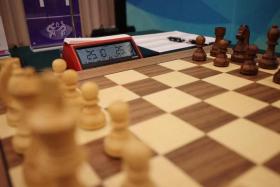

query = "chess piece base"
[214, 58, 229, 67]
[104, 132, 133, 158]
[78, 112, 105, 130]
[231, 53, 245, 63]
[192, 51, 206, 62]
[258, 57, 279, 70]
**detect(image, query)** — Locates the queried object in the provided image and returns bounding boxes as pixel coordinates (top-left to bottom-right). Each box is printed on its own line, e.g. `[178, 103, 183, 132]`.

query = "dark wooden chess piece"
[192, 35, 207, 61]
[258, 25, 280, 70]
[210, 27, 226, 57]
[214, 39, 230, 67]
[240, 45, 259, 75]
[273, 69, 280, 84]
[231, 24, 250, 63]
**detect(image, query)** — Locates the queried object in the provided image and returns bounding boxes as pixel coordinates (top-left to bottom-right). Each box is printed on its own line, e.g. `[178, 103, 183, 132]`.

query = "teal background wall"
[127, 0, 280, 52]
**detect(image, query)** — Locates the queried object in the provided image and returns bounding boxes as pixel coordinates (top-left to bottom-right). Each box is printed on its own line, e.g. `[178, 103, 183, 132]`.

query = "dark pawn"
[259, 25, 280, 70]
[214, 39, 230, 67]
[240, 45, 259, 75]
[192, 35, 207, 61]
[210, 27, 226, 57]
[231, 25, 250, 63]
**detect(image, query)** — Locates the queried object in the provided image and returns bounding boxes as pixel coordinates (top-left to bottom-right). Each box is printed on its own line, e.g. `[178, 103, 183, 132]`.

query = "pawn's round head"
[196, 35, 205, 45]
[81, 82, 99, 100]
[52, 59, 67, 73]
[108, 100, 129, 123]
[62, 69, 78, 85]
[219, 39, 229, 49]
[247, 45, 258, 55]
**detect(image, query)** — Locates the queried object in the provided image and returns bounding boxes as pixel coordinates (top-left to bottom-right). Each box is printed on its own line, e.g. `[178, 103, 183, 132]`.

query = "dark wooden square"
[246, 106, 280, 133]
[135, 64, 172, 77]
[85, 138, 122, 179]
[228, 69, 271, 81]
[177, 80, 227, 100]
[265, 153, 280, 174]
[235, 83, 280, 103]
[123, 78, 169, 96]
[166, 137, 254, 187]
[79, 76, 117, 89]
[180, 66, 220, 79]
[173, 102, 237, 132]
[128, 98, 164, 125]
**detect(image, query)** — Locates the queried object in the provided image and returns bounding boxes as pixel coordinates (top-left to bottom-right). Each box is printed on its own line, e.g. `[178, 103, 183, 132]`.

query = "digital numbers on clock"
[76, 41, 137, 67]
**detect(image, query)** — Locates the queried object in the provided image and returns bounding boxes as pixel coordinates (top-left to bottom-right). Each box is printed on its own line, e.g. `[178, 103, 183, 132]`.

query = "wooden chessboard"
[1, 48, 280, 187]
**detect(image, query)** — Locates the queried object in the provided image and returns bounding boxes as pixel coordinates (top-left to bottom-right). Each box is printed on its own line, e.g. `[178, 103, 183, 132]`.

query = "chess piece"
[122, 140, 155, 187]
[258, 25, 280, 69]
[104, 101, 134, 158]
[7, 67, 40, 154]
[214, 39, 230, 67]
[273, 69, 280, 84]
[210, 27, 226, 57]
[231, 24, 250, 63]
[62, 69, 83, 111]
[192, 35, 207, 61]
[23, 72, 86, 187]
[52, 58, 67, 79]
[240, 45, 259, 75]
[78, 81, 105, 130]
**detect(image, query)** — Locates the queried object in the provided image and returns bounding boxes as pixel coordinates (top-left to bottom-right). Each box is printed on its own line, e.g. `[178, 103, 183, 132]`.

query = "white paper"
[64, 34, 130, 44]
[39, 0, 45, 7]
[0, 16, 9, 56]
[132, 31, 215, 53]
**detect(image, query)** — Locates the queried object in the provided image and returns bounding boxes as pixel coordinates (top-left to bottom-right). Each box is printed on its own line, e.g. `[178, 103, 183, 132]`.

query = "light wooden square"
[143, 88, 201, 112]
[159, 60, 196, 71]
[272, 100, 280, 109]
[257, 76, 280, 90]
[103, 156, 202, 187]
[202, 62, 239, 72]
[227, 166, 280, 187]
[105, 70, 148, 85]
[0, 113, 15, 139]
[130, 114, 204, 154]
[99, 85, 139, 107]
[259, 68, 278, 75]
[152, 71, 198, 87]
[209, 119, 280, 164]
[205, 91, 268, 117]
[203, 73, 252, 90]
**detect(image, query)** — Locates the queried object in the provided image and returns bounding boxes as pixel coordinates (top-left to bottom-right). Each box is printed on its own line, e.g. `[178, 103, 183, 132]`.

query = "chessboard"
[1, 48, 280, 187]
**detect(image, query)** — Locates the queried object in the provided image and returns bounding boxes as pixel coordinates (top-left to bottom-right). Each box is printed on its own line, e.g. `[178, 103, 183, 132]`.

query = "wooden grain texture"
[166, 137, 254, 187]
[180, 66, 220, 79]
[173, 102, 237, 132]
[235, 83, 280, 103]
[128, 98, 164, 125]
[246, 106, 280, 133]
[177, 80, 227, 100]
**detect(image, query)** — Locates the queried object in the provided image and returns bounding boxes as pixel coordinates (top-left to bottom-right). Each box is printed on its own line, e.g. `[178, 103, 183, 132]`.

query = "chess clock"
[62, 34, 143, 71]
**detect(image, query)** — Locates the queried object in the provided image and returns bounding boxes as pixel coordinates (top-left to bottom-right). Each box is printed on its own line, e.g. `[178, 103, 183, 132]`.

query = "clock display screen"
[75, 41, 139, 69]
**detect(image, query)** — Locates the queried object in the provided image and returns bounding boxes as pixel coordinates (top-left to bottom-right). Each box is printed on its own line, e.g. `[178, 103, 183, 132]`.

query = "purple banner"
[23, 0, 82, 49]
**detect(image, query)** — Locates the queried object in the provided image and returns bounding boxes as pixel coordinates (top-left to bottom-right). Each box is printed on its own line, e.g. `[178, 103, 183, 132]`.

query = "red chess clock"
[62, 34, 143, 71]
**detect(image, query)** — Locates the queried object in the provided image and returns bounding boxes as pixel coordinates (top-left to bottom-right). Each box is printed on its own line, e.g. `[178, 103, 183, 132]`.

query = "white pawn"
[62, 69, 83, 111]
[104, 101, 134, 158]
[52, 58, 67, 79]
[122, 140, 155, 187]
[78, 81, 105, 130]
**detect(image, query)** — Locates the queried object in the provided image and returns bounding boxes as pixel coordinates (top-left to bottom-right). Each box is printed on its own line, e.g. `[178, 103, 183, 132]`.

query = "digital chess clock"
[63, 34, 143, 71]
